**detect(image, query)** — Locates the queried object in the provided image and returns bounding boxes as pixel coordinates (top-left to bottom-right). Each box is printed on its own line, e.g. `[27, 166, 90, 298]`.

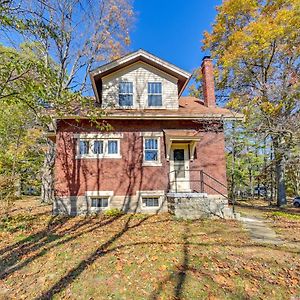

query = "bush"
[103, 208, 124, 217]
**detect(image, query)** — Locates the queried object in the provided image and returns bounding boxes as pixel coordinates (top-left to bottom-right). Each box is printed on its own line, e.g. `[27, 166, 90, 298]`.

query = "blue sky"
[131, 0, 221, 77]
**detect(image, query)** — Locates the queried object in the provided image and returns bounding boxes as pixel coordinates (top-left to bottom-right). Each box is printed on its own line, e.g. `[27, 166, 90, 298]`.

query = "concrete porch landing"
[167, 192, 239, 220]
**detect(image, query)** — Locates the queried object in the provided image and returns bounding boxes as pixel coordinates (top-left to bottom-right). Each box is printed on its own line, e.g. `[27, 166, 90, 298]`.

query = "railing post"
[174, 170, 177, 193]
[200, 170, 204, 193]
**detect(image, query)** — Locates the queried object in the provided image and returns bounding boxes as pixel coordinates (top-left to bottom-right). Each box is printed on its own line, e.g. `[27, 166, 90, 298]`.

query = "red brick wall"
[54, 119, 227, 197]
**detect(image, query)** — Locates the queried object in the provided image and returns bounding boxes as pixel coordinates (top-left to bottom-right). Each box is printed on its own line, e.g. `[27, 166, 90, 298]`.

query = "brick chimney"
[201, 56, 216, 107]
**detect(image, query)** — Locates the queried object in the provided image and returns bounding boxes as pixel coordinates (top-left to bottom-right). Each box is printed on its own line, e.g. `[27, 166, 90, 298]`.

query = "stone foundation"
[53, 194, 168, 216]
[53, 192, 239, 220]
[167, 193, 239, 220]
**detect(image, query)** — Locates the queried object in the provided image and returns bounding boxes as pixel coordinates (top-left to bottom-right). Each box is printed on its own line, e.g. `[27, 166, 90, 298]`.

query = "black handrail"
[200, 170, 227, 189]
[168, 169, 228, 201]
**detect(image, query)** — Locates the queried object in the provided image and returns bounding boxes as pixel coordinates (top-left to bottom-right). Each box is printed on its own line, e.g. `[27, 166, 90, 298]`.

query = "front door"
[170, 144, 190, 192]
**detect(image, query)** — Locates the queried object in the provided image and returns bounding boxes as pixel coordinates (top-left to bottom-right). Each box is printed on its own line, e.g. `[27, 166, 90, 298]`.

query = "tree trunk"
[41, 139, 55, 203]
[273, 137, 287, 207]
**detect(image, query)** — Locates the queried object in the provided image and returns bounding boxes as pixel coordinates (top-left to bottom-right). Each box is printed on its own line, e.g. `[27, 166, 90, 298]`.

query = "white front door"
[170, 144, 190, 192]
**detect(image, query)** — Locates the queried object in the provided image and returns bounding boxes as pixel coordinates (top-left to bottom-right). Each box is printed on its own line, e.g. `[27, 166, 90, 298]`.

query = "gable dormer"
[90, 49, 191, 110]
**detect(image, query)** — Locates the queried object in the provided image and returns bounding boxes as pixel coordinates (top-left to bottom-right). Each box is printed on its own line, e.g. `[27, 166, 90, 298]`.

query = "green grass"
[268, 211, 300, 220]
[0, 199, 299, 299]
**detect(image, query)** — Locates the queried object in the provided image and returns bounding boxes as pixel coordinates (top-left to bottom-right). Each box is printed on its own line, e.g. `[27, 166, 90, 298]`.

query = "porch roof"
[163, 129, 201, 161]
[163, 129, 201, 140]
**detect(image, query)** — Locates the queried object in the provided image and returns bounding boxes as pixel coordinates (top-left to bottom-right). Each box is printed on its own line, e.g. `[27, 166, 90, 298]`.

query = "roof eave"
[90, 49, 191, 100]
[53, 114, 244, 121]
[90, 49, 191, 78]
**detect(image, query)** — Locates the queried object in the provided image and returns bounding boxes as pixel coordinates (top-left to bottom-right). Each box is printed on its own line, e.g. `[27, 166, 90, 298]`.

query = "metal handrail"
[201, 170, 227, 189]
[168, 169, 228, 200]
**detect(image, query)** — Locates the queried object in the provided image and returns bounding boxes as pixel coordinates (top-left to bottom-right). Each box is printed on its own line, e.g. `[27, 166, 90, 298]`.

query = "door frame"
[169, 143, 190, 192]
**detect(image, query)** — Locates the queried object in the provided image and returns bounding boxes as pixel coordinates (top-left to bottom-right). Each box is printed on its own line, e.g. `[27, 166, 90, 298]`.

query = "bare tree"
[0, 0, 134, 203]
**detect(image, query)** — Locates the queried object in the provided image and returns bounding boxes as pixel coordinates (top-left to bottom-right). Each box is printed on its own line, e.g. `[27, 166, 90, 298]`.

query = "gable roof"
[90, 49, 192, 102]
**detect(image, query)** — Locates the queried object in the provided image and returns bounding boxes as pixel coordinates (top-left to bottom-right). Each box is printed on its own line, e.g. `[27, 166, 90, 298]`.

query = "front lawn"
[0, 198, 299, 299]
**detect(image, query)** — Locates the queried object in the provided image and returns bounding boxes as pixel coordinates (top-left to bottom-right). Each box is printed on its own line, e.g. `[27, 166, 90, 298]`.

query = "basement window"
[142, 197, 159, 208]
[91, 197, 109, 209]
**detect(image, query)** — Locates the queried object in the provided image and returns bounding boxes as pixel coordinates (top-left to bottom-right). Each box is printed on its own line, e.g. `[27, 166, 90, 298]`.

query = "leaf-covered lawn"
[0, 198, 299, 300]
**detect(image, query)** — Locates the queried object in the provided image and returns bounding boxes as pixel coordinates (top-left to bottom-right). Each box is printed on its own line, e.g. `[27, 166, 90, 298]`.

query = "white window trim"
[140, 132, 163, 137]
[118, 81, 134, 109]
[137, 190, 164, 210]
[76, 138, 121, 159]
[74, 133, 123, 139]
[142, 134, 162, 166]
[147, 81, 163, 108]
[86, 191, 113, 211]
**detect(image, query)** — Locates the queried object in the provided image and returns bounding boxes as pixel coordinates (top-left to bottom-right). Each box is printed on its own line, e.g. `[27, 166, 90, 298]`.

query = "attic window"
[148, 82, 162, 107]
[119, 82, 133, 107]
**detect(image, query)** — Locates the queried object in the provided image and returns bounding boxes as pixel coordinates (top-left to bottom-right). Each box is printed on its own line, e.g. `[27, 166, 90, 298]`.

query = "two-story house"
[51, 50, 242, 217]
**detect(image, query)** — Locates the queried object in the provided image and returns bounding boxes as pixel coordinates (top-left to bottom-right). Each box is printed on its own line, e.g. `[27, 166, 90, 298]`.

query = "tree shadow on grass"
[0, 214, 123, 279]
[35, 214, 152, 300]
[2, 212, 297, 299]
[149, 221, 190, 300]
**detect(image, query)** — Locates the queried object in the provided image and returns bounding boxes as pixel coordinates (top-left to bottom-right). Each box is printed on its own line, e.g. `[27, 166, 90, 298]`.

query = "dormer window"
[119, 82, 133, 107]
[148, 82, 162, 107]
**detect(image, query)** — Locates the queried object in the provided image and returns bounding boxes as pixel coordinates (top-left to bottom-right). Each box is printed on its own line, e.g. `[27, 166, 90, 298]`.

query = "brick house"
[51, 50, 242, 217]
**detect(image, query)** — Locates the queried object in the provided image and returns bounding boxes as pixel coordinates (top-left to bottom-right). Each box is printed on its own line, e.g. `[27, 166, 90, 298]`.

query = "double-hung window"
[119, 82, 133, 107]
[144, 138, 158, 162]
[93, 140, 104, 155]
[79, 140, 89, 155]
[108, 140, 118, 154]
[77, 137, 120, 159]
[148, 82, 162, 107]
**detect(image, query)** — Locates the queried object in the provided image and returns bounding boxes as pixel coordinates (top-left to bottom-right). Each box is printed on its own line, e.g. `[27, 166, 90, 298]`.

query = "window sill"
[146, 106, 165, 109]
[141, 206, 160, 210]
[76, 155, 122, 159]
[142, 162, 162, 167]
[116, 106, 134, 109]
[90, 207, 109, 211]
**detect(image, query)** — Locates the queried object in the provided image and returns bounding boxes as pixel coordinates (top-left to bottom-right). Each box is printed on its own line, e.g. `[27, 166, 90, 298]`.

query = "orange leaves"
[1, 199, 300, 299]
[212, 274, 235, 290]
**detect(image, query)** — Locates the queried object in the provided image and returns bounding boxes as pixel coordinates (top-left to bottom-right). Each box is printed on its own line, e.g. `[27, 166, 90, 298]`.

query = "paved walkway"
[240, 216, 283, 245]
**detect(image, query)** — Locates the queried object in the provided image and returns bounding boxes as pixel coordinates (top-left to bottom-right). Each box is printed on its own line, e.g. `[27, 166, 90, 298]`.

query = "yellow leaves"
[205, 0, 300, 63]
[227, 98, 241, 110]
[260, 101, 283, 117]
[158, 264, 168, 272]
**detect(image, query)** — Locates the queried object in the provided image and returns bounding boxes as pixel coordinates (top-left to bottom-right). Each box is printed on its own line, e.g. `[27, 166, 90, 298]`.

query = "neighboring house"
[50, 50, 243, 217]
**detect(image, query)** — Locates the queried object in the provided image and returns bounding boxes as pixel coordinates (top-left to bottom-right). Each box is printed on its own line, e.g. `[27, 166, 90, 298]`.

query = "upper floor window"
[119, 82, 133, 107]
[148, 82, 162, 107]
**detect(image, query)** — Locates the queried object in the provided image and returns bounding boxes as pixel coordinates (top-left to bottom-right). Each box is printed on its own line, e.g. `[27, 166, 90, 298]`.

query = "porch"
[166, 169, 238, 219]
